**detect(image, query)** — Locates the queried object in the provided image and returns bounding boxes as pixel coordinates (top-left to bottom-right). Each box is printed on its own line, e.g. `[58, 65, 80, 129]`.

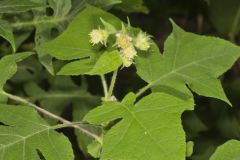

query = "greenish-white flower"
[122, 46, 137, 59]
[116, 32, 133, 49]
[121, 54, 133, 68]
[120, 45, 137, 67]
[134, 32, 151, 51]
[89, 28, 109, 46]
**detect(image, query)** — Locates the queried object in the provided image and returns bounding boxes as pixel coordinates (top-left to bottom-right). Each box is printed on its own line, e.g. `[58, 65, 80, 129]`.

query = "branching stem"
[0, 90, 102, 144]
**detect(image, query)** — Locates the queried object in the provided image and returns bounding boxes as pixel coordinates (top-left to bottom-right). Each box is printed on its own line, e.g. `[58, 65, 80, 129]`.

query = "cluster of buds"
[89, 20, 151, 67]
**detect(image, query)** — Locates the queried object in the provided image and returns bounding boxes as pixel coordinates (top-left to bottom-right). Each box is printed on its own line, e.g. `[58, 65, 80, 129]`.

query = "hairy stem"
[11, 17, 68, 28]
[100, 75, 108, 101]
[0, 90, 102, 144]
[107, 70, 118, 100]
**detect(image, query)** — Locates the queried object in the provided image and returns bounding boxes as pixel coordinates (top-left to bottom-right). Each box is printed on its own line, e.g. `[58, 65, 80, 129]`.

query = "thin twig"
[0, 90, 102, 144]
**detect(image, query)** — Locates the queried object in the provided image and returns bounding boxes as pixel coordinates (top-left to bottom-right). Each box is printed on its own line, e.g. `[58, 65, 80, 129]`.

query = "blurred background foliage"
[1, 0, 240, 159]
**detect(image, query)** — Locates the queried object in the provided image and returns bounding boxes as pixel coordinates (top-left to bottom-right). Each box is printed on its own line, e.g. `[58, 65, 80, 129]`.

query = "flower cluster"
[89, 20, 151, 67]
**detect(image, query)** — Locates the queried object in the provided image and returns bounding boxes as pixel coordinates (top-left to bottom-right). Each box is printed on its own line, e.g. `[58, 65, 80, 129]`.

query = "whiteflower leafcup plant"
[1, 2, 240, 160]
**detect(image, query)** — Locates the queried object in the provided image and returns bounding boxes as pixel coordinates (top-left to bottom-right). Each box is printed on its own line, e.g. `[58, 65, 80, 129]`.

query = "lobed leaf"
[0, 104, 74, 160]
[136, 20, 240, 104]
[84, 92, 194, 160]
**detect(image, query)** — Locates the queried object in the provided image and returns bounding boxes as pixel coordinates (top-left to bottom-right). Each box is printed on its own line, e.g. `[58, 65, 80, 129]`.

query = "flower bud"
[89, 28, 109, 46]
[134, 32, 151, 51]
[121, 55, 133, 68]
[120, 46, 137, 67]
[122, 46, 137, 59]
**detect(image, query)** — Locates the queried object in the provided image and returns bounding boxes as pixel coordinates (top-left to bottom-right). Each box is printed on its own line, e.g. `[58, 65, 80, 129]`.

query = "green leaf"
[84, 92, 194, 160]
[210, 140, 240, 160]
[38, 6, 121, 60]
[87, 140, 102, 158]
[0, 104, 74, 159]
[114, 0, 149, 13]
[0, 0, 46, 13]
[86, 0, 122, 9]
[0, 20, 15, 52]
[0, 52, 33, 90]
[136, 20, 240, 105]
[58, 50, 122, 75]
[33, 0, 72, 75]
[38, 6, 123, 75]
[0, 95, 7, 103]
[208, 0, 240, 36]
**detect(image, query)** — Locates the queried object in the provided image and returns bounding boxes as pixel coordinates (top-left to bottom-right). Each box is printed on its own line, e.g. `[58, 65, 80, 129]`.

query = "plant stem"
[135, 83, 152, 98]
[107, 70, 118, 99]
[11, 17, 68, 29]
[0, 90, 102, 144]
[100, 75, 108, 101]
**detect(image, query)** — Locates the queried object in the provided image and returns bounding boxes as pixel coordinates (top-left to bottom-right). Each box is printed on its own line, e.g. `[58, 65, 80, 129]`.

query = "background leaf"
[24, 76, 100, 123]
[0, 52, 33, 90]
[33, 0, 72, 75]
[208, 0, 240, 37]
[0, 0, 46, 13]
[0, 20, 15, 52]
[210, 140, 240, 160]
[114, 0, 149, 13]
[86, 0, 122, 9]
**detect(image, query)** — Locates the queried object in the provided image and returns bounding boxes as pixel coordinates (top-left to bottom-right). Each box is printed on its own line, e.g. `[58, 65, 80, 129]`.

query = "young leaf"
[58, 50, 122, 75]
[0, 0, 46, 13]
[0, 104, 74, 159]
[136, 20, 240, 105]
[0, 20, 16, 52]
[84, 92, 194, 160]
[0, 52, 33, 90]
[210, 140, 240, 160]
